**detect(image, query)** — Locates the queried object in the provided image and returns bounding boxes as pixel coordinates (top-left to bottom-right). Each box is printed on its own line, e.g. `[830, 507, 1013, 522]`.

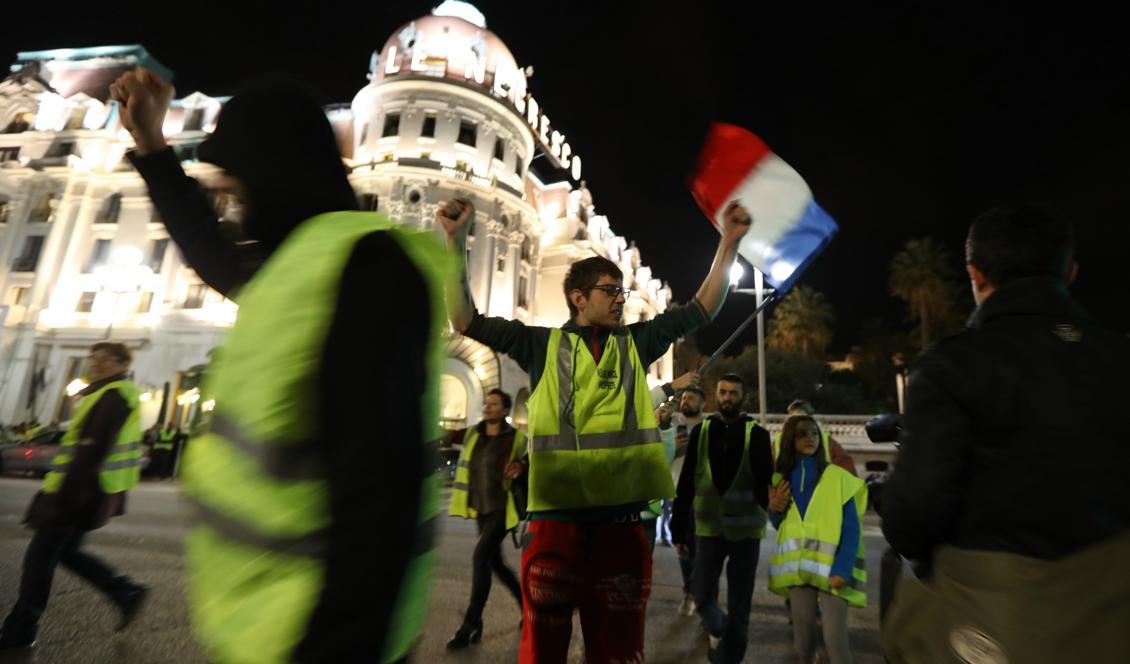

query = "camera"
[862, 414, 902, 518]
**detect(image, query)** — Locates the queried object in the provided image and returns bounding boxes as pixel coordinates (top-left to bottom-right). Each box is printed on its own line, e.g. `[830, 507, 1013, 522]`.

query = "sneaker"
[678, 595, 697, 616]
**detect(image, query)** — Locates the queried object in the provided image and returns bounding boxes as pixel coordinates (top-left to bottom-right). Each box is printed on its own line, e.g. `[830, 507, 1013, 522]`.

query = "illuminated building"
[0, 2, 673, 429]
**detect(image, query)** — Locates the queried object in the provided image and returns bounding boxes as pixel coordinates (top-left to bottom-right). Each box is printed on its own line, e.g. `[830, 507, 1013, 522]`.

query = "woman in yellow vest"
[446, 388, 528, 649]
[767, 415, 867, 664]
[0, 342, 147, 651]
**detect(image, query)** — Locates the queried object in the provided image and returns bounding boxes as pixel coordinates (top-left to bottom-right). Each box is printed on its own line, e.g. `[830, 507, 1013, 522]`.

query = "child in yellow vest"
[767, 415, 867, 664]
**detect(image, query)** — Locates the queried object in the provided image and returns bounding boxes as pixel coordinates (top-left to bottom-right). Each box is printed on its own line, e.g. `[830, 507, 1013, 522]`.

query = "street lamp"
[729, 260, 773, 424]
[729, 261, 745, 287]
[94, 246, 152, 339]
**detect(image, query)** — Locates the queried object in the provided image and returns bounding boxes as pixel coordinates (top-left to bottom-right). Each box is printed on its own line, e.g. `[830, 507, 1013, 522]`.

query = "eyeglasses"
[584, 285, 630, 297]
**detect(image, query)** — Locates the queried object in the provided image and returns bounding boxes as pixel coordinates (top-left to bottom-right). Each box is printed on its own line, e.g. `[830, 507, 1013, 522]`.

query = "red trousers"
[519, 519, 651, 664]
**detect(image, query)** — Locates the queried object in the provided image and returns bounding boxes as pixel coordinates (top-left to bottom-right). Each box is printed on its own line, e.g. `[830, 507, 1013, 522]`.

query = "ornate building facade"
[0, 2, 673, 430]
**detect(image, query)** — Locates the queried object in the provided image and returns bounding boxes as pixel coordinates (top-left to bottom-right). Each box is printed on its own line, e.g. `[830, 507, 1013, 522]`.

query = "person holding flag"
[438, 194, 749, 664]
[689, 122, 839, 365]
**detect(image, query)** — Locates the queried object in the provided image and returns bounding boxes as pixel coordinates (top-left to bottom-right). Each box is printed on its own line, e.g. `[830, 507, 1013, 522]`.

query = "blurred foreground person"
[881, 205, 1130, 662]
[112, 68, 446, 663]
[0, 342, 148, 650]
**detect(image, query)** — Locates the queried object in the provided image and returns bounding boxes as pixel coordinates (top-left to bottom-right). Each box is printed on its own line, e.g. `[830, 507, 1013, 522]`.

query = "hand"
[675, 431, 689, 448]
[675, 543, 689, 557]
[829, 575, 847, 590]
[720, 201, 753, 246]
[436, 197, 475, 242]
[670, 371, 701, 391]
[109, 68, 175, 155]
[655, 401, 673, 427]
[504, 461, 525, 480]
[768, 481, 791, 513]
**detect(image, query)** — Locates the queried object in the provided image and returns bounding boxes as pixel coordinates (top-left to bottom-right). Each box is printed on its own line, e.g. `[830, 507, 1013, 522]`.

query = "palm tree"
[767, 285, 836, 361]
[889, 237, 959, 349]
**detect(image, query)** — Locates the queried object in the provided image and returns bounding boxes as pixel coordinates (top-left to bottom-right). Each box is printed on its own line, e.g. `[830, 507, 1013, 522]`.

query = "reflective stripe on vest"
[181, 212, 448, 664]
[693, 419, 768, 541]
[154, 429, 177, 450]
[525, 328, 673, 511]
[449, 427, 526, 530]
[767, 464, 868, 607]
[42, 380, 142, 495]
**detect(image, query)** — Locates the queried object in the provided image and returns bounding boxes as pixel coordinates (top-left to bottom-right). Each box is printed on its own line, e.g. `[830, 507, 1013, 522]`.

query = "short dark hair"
[563, 256, 623, 318]
[91, 341, 132, 365]
[486, 388, 512, 411]
[966, 205, 1074, 287]
[685, 385, 707, 400]
[718, 373, 744, 388]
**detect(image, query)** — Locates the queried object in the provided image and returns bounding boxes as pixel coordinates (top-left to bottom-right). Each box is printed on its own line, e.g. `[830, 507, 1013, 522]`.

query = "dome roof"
[370, 4, 525, 104]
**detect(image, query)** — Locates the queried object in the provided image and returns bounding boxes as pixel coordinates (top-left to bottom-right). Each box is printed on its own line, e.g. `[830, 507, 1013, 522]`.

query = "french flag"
[689, 123, 838, 291]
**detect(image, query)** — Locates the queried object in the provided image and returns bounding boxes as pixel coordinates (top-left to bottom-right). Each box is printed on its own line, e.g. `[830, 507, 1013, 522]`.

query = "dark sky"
[11, 1, 1130, 354]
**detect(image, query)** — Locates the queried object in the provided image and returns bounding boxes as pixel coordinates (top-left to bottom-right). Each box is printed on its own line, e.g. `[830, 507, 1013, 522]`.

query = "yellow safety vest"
[449, 427, 527, 530]
[155, 429, 177, 451]
[181, 212, 448, 663]
[43, 380, 142, 494]
[767, 464, 868, 607]
[525, 328, 673, 511]
[693, 418, 768, 540]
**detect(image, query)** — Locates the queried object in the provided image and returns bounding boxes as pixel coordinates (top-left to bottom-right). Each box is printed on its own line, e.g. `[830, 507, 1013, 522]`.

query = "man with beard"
[672, 374, 773, 664]
[667, 383, 708, 615]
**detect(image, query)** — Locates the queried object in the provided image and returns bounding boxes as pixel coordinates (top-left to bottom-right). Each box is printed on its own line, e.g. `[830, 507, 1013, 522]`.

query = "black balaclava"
[197, 77, 358, 252]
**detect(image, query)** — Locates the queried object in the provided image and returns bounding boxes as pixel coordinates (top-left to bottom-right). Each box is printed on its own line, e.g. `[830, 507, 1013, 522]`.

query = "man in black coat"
[881, 205, 1130, 661]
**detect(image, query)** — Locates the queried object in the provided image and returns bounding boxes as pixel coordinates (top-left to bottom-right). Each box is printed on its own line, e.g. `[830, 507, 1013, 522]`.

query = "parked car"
[0, 428, 151, 477]
[0, 429, 64, 477]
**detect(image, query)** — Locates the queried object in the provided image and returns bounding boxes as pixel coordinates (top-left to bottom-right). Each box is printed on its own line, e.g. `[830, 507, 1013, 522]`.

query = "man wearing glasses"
[438, 197, 750, 664]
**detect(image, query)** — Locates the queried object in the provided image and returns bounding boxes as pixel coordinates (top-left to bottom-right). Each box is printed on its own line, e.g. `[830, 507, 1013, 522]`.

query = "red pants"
[519, 519, 651, 664]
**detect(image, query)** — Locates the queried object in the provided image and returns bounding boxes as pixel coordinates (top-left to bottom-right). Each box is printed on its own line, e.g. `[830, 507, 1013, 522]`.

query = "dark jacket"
[25, 373, 132, 531]
[451, 421, 525, 515]
[881, 277, 1130, 563]
[671, 413, 773, 545]
[128, 79, 428, 661]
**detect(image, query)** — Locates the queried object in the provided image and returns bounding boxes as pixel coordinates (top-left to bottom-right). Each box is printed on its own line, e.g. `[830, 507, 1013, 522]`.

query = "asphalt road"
[0, 478, 886, 663]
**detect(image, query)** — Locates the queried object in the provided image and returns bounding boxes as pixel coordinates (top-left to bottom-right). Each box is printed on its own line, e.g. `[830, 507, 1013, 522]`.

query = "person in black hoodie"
[110, 68, 433, 662]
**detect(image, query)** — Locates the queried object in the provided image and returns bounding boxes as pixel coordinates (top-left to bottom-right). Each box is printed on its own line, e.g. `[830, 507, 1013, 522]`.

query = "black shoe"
[113, 580, 149, 632]
[0, 613, 37, 651]
[446, 622, 483, 650]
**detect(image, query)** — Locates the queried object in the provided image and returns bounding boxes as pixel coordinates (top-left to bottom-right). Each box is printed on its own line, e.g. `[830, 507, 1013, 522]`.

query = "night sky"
[10, 1, 1129, 354]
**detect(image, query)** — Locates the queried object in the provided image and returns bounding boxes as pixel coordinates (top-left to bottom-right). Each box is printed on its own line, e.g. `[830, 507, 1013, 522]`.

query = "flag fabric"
[689, 122, 838, 291]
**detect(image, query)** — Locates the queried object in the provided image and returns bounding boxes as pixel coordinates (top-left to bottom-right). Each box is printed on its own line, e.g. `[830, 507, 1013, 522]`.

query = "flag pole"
[699, 292, 778, 374]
